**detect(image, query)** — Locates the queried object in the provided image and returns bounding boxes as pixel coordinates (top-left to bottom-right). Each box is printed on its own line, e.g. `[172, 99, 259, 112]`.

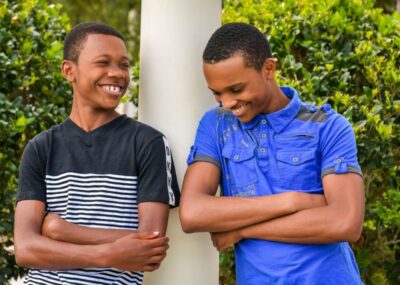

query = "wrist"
[285, 192, 300, 212]
[238, 227, 247, 240]
[94, 243, 112, 268]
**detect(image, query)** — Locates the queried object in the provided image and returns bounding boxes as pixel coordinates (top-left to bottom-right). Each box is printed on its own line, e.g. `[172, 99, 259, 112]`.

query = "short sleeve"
[16, 141, 46, 203]
[136, 136, 180, 207]
[187, 109, 221, 168]
[320, 114, 362, 178]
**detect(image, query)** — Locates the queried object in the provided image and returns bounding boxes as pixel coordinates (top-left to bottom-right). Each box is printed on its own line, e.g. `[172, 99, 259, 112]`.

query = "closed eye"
[95, 61, 108, 66]
[230, 85, 244, 94]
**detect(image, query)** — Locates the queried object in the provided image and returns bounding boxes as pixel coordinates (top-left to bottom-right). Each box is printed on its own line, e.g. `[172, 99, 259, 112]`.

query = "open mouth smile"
[232, 103, 249, 116]
[100, 84, 125, 96]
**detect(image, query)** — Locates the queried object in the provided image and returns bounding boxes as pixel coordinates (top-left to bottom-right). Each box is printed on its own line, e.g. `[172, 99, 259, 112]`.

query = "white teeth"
[233, 104, 248, 115]
[102, 85, 122, 94]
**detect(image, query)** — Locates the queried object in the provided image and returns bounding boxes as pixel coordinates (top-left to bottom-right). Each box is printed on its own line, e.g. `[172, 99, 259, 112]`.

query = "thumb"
[135, 231, 159, 239]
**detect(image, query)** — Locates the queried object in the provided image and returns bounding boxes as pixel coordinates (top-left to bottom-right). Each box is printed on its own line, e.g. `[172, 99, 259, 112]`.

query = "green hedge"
[0, 0, 70, 282]
[221, 0, 400, 284]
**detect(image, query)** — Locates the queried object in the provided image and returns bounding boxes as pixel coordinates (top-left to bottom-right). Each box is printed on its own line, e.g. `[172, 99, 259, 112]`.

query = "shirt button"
[261, 133, 267, 138]
[260, 148, 266, 153]
[234, 155, 240, 160]
[292, 157, 300, 163]
[335, 158, 342, 163]
[261, 119, 267, 124]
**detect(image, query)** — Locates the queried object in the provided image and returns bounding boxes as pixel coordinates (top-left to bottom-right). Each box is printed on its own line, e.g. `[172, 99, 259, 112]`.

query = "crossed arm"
[14, 200, 170, 271]
[180, 162, 364, 251]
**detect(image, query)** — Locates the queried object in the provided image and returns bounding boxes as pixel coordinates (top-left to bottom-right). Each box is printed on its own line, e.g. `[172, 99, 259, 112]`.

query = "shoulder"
[124, 117, 166, 144]
[296, 103, 351, 128]
[295, 103, 332, 123]
[27, 122, 64, 152]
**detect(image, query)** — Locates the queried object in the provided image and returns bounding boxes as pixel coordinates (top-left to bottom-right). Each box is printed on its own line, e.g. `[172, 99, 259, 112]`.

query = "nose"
[219, 93, 237, 109]
[107, 64, 127, 79]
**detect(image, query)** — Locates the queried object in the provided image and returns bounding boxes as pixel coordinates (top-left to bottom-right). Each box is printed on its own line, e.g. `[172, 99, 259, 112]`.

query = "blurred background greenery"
[0, 0, 399, 284]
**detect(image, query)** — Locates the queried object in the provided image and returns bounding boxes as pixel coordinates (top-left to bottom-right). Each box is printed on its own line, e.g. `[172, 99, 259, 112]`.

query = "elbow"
[336, 218, 363, 243]
[342, 223, 363, 243]
[14, 243, 32, 268]
[179, 210, 197, 233]
[179, 206, 203, 233]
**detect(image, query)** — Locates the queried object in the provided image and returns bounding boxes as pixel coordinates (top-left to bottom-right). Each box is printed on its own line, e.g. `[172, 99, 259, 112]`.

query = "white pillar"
[139, 1, 221, 285]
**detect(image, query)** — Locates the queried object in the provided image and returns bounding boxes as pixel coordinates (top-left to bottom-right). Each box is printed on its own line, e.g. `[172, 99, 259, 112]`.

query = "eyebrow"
[208, 83, 245, 94]
[93, 54, 130, 61]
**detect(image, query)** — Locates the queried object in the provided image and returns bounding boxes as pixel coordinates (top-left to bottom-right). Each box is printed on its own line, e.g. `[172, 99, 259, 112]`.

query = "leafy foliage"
[0, 0, 71, 282]
[221, 0, 400, 284]
[55, 0, 141, 62]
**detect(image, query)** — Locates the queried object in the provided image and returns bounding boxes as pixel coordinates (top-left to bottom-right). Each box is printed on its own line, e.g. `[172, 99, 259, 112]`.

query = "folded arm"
[180, 162, 326, 233]
[14, 200, 169, 271]
[42, 201, 170, 244]
[211, 173, 365, 250]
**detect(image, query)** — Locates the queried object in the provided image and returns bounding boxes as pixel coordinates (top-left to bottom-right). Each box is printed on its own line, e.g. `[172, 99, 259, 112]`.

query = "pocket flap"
[277, 150, 315, 166]
[222, 146, 255, 162]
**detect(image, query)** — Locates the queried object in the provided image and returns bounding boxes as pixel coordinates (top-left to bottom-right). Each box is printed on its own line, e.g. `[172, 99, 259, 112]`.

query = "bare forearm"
[181, 163, 327, 233]
[57, 224, 133, 244]
[241, 204, 362, 244]
[239, 175, 365, 244]
[181, 192, 324, 233]
[42, 213, 134, 244]
[15, 234, 107, 270]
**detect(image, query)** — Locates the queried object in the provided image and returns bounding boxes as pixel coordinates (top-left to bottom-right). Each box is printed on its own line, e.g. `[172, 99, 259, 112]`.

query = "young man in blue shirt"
[180, 23, 365, 284]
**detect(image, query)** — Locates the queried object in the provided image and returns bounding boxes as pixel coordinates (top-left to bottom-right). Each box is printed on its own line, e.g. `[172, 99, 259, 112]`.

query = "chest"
[43, 134, 139, 229]
[219, 122, 323, 196]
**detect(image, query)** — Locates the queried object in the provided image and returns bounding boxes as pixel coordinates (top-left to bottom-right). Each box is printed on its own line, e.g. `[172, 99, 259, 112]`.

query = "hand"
[105, 232, 169, 272]
[42, 212, 65, 240]
[210, 230, 241, 252]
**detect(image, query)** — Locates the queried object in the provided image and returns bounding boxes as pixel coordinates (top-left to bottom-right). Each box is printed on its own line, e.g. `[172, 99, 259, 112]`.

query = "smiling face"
[204, 54, 277, 123]
[62, 33, 130, 112]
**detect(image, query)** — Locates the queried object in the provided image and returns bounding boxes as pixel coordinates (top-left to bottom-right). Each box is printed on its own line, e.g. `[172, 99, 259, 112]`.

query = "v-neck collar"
[64, 115, 127, 147]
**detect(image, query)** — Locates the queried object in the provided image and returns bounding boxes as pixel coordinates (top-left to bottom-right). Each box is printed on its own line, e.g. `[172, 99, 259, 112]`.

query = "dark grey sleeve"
[16, 141, 46, 203]
[136, 136, 180, 207]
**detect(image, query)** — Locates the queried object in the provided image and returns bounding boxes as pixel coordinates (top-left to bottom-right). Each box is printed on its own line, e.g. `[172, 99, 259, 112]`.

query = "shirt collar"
[240, 86, 302, 133]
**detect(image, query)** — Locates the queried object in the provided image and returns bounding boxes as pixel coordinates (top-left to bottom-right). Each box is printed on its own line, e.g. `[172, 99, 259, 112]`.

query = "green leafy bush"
[221, 0, 400, 284]
[0, 0, 70, 282]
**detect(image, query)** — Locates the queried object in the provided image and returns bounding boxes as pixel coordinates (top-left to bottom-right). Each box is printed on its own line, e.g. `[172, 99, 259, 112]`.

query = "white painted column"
[139, 1, 221, 285]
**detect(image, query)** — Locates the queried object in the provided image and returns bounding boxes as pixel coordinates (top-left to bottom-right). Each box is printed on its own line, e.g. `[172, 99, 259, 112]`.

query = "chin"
[238, 118, 251, 123]
[237, 115, 255, 123]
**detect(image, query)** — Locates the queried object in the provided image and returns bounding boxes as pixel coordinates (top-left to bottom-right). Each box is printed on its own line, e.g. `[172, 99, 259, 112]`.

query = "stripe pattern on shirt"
[162, 137, 176, 206]
[25, 172, 142, 285]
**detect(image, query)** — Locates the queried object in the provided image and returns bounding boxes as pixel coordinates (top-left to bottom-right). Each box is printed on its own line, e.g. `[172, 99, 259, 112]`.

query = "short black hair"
[63, 22, 125, 62]
[203, 22, 272, 70]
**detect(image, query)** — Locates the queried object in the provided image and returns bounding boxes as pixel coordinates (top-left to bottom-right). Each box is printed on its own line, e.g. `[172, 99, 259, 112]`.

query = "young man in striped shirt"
[14, 22, 180, 285]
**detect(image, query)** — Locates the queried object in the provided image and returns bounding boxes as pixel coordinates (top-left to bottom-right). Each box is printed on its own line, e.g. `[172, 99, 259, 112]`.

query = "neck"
[70, 99, 120, 132]
[262, 82, 290, 114]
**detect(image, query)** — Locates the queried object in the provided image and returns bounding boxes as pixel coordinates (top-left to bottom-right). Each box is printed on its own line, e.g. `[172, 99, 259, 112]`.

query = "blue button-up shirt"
[188, 87, 363, 285]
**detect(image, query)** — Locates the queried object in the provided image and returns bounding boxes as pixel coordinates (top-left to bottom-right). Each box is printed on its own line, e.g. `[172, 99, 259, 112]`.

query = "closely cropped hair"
[63, 22, 124, 62]
[203, 22, 272, 70]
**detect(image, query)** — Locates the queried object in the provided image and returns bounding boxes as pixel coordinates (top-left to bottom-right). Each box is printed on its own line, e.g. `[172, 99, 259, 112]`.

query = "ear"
[61, 60, 76, 82]
[262, 58, 277, 80]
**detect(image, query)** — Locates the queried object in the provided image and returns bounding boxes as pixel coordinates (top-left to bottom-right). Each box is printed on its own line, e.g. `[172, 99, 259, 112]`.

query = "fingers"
[152, 244, 168, 256]
[129, 232, 170, 245]
[133, 231, 160, 239]
[148, 252, 167, 263]
[142, 263, 160, 272]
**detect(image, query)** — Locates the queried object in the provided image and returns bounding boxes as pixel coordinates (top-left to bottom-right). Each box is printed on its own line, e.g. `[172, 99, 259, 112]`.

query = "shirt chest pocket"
[222, 146, 258, 197]
[276, 149, 318, 190]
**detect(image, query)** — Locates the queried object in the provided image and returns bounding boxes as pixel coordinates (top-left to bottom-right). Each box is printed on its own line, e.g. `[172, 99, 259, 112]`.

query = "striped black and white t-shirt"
[17, 115, 180, 285]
